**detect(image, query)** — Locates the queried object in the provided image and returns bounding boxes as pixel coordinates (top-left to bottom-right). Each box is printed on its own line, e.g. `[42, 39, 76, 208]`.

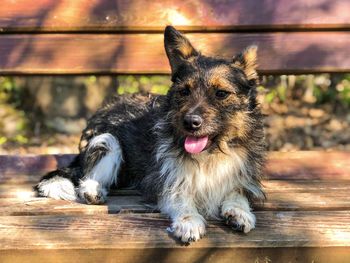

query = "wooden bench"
[1, 1, 350, 262]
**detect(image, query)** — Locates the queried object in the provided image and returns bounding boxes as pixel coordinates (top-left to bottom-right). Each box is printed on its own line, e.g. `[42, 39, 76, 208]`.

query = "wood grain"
[1, 247, 350, 263]
[1, 0, 350, 32]
[1, 152, 349, 179]
[0, 196, 150, 216]
[0, 154, 75, 179]
[2, 32, 350, 74]
[0, 212, 349, 249]
[1, 180, 350, 215]
[266, 151, 350, 179]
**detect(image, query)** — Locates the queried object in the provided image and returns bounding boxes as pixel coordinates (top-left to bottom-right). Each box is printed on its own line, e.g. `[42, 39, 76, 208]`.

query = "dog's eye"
[179, 87, 191, 96]
[215, 90, 230, 99]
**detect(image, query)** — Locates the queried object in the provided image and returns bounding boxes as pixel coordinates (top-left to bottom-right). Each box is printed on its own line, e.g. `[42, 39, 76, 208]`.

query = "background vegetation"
[1, 74, 349, 154]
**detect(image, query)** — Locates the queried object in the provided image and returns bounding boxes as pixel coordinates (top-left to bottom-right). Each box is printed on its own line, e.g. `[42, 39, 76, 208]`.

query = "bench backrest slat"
[1, 0, 350, 75]
[1, 0, 350, 32]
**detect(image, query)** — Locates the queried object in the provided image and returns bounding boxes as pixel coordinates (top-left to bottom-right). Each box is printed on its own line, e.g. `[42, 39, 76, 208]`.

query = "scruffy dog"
[35, 26, 266, 243]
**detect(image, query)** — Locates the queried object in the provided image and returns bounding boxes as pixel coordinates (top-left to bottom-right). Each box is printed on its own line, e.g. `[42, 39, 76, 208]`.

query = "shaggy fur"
[35, 26, 266, 244]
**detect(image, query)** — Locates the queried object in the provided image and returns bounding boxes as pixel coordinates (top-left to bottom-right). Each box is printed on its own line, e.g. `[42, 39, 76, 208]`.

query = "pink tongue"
[184, 136, 209, 154]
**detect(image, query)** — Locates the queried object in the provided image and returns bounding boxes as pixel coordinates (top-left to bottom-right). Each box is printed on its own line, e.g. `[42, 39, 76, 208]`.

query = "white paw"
[36, 176, 77, 201]
[222, 207, 256, 233]
[78, 179, 107, 205]
[170, 214, 206, 243]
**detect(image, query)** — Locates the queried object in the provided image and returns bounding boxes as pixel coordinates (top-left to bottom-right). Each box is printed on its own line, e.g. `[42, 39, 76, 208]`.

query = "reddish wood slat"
[1, 0, 350, 32]
[1, 152, 349, 179]
[266, 151, 350, 179]
[0, 154, 75, 179]
[1, 33, 350, 75]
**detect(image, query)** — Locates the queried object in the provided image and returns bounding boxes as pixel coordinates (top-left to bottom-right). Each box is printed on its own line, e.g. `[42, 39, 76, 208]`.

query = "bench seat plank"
[1, 0, 350, 32]
[2, 33, 350, 74]
[1, 247, 350, 263]
[1, 212, 349, 248]
[2, 179, 350, 196]
[0, 196, 147, 216]
[0, 212, 349, 263]
[1, 179, 350, 215]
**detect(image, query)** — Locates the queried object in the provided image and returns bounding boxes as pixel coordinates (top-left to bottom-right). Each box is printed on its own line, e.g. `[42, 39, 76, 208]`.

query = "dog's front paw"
[171, 214, 206, 244]
[222, 207, 256, 233]
[78, 179, 107, 205]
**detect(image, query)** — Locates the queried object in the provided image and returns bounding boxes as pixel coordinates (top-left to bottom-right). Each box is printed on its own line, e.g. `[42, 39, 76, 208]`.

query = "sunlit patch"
[329, 229, 350, 242]
[166, 9, 191, 26]
[15, 190, 34, 200]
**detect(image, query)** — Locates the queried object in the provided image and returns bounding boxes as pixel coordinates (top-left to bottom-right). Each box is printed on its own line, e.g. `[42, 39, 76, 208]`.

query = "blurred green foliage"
[333, 74, 350, 107]
[0, 77, 29, 145]
[117, 75, 170, 95]
[0, 77, 20, 105]
[1, 74, 350, 147]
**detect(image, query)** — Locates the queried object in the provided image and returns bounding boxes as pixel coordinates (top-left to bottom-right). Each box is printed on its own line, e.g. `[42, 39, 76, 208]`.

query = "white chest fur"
[157, 144, 248, 218]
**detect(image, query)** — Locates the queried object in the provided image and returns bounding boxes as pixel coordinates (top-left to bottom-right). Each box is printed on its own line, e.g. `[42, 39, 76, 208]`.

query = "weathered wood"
[1, 152, 349, 179]
[0, 154, 75, 179]
[3, 247, 350, 263]
[263, 179, 350, 192]
[1, 247, 350, 263]
[0, 212, 349, 249]
[266, 151, 350, 179]
[1, 0, 350, 32]
[0, 196, 150, 216]
[0, 184, 140, 199]
[0, 184, 36, 198]
[2, 33, 350, 74]
[1, 180, 350, 215]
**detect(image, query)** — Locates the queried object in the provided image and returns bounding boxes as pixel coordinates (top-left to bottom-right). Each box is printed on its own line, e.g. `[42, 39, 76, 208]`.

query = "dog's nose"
[184, 114, 203, 131]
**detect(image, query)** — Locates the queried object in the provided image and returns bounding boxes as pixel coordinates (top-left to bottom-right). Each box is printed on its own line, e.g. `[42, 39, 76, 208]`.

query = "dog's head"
[163, 26, 260, 155]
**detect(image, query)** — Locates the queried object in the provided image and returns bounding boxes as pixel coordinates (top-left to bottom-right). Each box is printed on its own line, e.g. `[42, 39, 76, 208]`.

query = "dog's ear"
[232, 45, 259, 85]
[164, 25, 199, 74]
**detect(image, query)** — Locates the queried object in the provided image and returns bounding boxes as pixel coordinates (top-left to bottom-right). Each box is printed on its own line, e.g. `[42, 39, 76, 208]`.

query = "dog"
[35, 26, 266, 243]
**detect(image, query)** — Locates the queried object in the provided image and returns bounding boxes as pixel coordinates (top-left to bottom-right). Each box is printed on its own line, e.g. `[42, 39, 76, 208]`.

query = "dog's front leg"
[79, 133, 123, 205]
[221, 191, 256, 233]
[159, 196, 206, 243]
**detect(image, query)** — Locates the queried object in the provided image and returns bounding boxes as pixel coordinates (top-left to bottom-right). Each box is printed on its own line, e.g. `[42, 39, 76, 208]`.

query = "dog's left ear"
[164, 25, 199, 75]
[232, 45, 259, 85]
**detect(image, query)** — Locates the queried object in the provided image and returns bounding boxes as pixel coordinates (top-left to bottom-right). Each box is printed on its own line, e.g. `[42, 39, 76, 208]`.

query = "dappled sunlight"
[330, 230, 350, 243]
[164, 9, 191, 26]
[0, 1, 350, 261]
[47, 1, 89, 26]
[15, 190, 34, 200]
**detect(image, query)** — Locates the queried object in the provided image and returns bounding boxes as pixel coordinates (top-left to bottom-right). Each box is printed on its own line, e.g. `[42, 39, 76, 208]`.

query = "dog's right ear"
[164, 26, 199, 75]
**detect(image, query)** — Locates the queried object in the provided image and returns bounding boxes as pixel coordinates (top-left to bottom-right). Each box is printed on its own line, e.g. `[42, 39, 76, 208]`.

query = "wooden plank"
[266, 151, 350, 180]
[0, 212, 349, 249]
[2, 33, 350, 74]
[0, 196, 150, 216]
[1, 180, 350, 215]
[0, 184, 36, 198]
[1, 247, 350, 263]
[0, 184, 140, 199]
[262, 191, 350, 211]
[263, 179, 350, 192]
[0, 154, 75, 182]
[1, 151, 349, 179]
[1, 0, 350, 32]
